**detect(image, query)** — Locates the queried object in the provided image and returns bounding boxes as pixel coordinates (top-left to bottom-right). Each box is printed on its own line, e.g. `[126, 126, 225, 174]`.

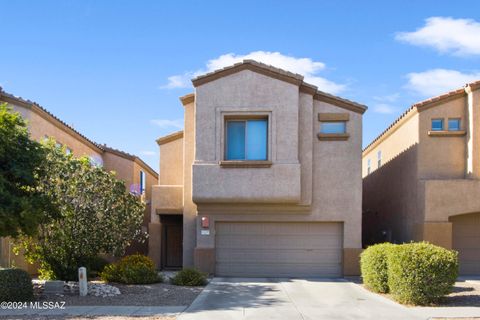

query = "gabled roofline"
[103, 146, 158, 178]
[156, 130, 184, 145]
[192, 60, 304, 87]
[187, 60, 368, 114]
[363, 81, 480, 155]
[0, 88, 104, 153]
[0, 87, 158, 178]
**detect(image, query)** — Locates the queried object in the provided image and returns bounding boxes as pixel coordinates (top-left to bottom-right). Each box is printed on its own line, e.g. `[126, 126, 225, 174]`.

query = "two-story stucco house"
[0, 88, 158, 272]
[362, 81, 480, 275]
[150, 60, 367, 277]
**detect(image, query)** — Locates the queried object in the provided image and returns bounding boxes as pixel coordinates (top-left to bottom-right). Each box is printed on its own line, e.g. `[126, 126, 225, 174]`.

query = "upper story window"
[320, 121, 346, 134]
[448, 118, 460, 131]
[431, 119, 444, 131]
[367, 159, 371, 175]
[377, 150, 382, 168]
[66, 147, 72, 155]
[140, 170, 146, 194]
[225, 119, 268, 161]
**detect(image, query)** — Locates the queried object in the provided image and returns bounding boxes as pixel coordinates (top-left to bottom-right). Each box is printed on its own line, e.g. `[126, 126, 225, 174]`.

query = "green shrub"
[388, 242, 458, 305]
[361, 243, 395, 293]
[99, 263, 121, 283]
[86, 256, 109, 278]
[0, 268, 34, 302]
[172, 268, 207, 286]
[100, 254, 161, 284]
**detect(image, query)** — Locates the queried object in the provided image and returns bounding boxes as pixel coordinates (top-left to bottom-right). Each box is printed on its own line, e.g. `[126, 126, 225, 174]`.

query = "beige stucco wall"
[159, 137, 184, 185]
[192, 70, 302, 203]
[9, 102, 103, 159]
[190, 69, 364, 274]
[418, 96, 467, 180]
[362, 86, 480, 250]
[362, 111, 420, 244]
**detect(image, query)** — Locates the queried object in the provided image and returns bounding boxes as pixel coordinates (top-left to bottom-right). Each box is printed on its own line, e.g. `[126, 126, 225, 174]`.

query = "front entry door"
[160, 215, 183, 269]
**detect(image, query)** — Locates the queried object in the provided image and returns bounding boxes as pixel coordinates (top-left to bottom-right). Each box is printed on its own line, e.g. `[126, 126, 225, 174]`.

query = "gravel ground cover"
[437, 280, 480, 307]
[35, 281, 203, 306]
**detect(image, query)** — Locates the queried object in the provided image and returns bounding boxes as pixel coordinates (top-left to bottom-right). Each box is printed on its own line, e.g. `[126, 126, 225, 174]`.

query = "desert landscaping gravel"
[438, 280, 480, 307]
[36, 282, 203, 306]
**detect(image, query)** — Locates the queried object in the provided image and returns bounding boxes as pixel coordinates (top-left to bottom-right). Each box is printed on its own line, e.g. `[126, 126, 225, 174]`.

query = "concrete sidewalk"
[0, 305, 186, 317]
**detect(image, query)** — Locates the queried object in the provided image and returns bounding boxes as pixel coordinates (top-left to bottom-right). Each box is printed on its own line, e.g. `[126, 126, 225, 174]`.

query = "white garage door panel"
[215, 222, 343, 277]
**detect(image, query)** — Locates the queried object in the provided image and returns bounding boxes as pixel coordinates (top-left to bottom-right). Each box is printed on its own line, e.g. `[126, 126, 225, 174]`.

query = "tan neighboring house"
[150, 60, 367, 277]
[362, 81, 480, 275]
[0, 88, 158, 272]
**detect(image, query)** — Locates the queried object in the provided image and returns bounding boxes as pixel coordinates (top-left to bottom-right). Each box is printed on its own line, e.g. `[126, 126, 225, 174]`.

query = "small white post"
[78, 267, 88, 297]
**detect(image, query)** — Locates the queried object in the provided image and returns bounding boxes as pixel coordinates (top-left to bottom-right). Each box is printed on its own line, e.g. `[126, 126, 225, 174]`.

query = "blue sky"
[1, 1, 480, 170]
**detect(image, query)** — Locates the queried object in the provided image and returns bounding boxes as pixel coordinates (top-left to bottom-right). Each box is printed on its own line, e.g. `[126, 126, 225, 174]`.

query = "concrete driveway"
[178, 278, 424, 320]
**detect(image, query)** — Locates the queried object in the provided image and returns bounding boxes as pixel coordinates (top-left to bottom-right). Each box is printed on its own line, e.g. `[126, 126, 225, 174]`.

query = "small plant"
[100, 263, 121, 283]
[360, 243, 394, 293]
[0, 268, 34, 302]
[172, 268, 207, 286]
[100, 254, 161, 284]
[387, 242, 458, 305]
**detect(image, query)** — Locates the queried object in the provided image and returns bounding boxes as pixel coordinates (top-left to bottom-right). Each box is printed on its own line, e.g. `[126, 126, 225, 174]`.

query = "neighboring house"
[150, 60, 367, 277]
[0, 88, 158, 272]
[362, 81, 480, 275]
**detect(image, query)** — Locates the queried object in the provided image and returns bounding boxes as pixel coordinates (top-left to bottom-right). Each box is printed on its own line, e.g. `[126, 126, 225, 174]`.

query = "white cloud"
[405, 69, 480, 97]
[160, 51, 346, 94]
[150, 118, 184, 129]
[373, 93, 399, 103]
[396, 17, 480, 56]
[373, 103, 397, 114]
[141, 151, 157, 156]
[159, 75, 192, 89]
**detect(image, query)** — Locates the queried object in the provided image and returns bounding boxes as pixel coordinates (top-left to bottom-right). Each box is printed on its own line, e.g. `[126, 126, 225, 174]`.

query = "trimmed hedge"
[0, 268, 34, 302]
[388, 242, 458, 305]
[360, 243, 394, 293]
[172, 268, 207, 286]
[100, 254, 162, 284]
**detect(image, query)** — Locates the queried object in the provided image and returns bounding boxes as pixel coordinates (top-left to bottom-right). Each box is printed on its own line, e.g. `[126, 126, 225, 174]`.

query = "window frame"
[319, 121, 347, 134]
[431, 118, 444, 131]
[223, 116, 269, 162]
[377, 150, 382, 168]
[448, 118, 461, 131]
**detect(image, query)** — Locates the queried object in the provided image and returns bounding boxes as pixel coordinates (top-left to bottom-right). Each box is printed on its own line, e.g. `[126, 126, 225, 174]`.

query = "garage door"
[451, 213, 480, 275]
[215, 222, 343, 277]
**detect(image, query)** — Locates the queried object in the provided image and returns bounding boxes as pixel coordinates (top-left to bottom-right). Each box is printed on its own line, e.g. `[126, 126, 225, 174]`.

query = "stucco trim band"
[318, 113, 350, 122]
[155, 208, 184, 214]
[156, 130, 184, 145]
[219, 160, 273, 168]
[427, 130, 466, 137]
[317, 133, 350, 141]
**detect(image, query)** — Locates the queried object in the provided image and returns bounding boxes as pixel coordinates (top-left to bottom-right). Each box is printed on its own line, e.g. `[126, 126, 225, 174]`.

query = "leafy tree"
[17, 141, 146, 280]
[0, 103, 56, 237]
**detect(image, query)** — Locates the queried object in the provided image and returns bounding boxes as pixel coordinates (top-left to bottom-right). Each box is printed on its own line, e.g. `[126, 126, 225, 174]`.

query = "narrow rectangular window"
[448, 119, 460, 131]
[66, 147, 72, 155]
[431, 119, 444, 131]
[320, 121, 346, 134]
[140, 170, 146, 194]
[367, 159, 371, 175]
[225, 119, 268, 161]
[377, 151, 382, 168]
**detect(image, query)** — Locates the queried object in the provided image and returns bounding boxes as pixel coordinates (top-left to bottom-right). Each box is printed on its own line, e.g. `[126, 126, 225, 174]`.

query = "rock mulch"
[438, 280, 480, 307]
[34, 280, 203, 306]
